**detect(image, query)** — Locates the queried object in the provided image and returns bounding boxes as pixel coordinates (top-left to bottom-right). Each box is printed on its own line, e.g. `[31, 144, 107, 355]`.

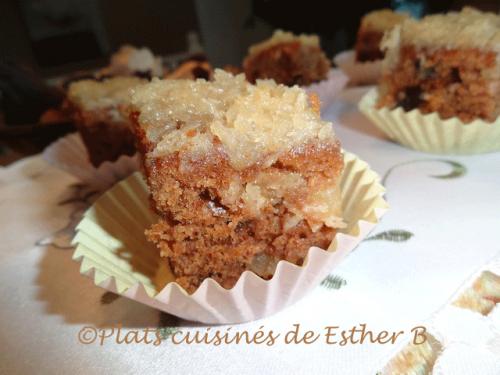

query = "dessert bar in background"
[64, 48, 217, 167]
[98, 45, 165, 79]
[165, 54, 213, 80]
[129, 70, 345, 292]
[377, 7, 500, 123]
[61, 45, 165, 89]
[355, 9, 408, 63]
[243, 30, 331, 86]
[66, 77, 146, 167]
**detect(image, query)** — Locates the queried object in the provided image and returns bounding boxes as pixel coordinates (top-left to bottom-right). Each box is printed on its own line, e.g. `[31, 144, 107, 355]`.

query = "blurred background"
[1, 0, 499, 164]
[2, 0, 500, 75]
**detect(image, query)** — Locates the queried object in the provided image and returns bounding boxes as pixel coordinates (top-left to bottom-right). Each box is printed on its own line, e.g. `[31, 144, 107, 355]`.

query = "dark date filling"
[191, 66, 210, 80]
[397, 86, 422, 111]
[133, 70, 153, 80]
[397, 61, 463, 111]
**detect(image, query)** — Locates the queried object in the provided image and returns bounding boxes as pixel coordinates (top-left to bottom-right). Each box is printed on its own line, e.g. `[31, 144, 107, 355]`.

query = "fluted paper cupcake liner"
[72, 152, 387, 324]
[333, 50, 381, 86]
[359, 88, 500, 155]
[43, 132, 140, 190]
[303, 69, 349, 109]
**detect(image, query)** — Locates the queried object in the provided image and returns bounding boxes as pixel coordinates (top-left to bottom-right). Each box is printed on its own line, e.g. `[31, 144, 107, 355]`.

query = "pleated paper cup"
[359, 88, 500, 155]
[303, 69, 349, 109]
[72, 152, 387, 324]
[333, 50, 382, 86]
[43, 132, 140, 190]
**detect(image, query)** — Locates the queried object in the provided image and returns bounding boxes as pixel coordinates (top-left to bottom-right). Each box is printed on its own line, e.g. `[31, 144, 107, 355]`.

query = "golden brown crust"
[377, 46, 500, 123]
[382, 7, 500, 53]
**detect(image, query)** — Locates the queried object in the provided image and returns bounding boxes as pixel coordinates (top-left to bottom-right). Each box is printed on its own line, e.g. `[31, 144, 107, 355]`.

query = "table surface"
[0, 87, 499, 375]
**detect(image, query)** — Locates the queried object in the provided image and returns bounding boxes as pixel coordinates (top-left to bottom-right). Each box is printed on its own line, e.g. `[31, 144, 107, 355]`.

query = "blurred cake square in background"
[355, 9, 409, 63]
[243, 30, 331, 86]
[98, 44, 164, 79]
[334, 9, 408, 86]
[66, 76, 146, 167]
[62, 45, 165, 88]
[377, 7, 500, 123]
[63, 46, 217, 168]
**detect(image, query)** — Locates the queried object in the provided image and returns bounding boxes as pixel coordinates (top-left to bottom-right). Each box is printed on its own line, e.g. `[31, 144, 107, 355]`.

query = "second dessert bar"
[377, 7, 500, 123]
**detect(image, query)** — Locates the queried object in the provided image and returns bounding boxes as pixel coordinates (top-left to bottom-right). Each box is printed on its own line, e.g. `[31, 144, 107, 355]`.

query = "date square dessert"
[377, 7, 500, 123]
[129, 70, 345, 292]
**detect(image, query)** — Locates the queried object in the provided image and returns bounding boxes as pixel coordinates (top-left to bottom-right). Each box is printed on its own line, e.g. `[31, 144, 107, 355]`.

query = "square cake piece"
[355, 9, 408, 62]
[67, 77, 145, 167]
[129, 70, 345, 292]
[377, 7, 500, 123]
[243, 30, 331, 86]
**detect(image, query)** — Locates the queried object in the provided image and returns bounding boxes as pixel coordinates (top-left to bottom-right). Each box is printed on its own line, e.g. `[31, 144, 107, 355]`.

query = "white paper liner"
[333, 50, 382, 86]
[43, 132, 140, 189]
[303, 69, 349, 109]
[359, 88, 500, 155]
[72, 152, 387, 324]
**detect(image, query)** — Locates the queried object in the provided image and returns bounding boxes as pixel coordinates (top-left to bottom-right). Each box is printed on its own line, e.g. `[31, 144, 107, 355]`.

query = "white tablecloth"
[0, 88, 499, 375]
